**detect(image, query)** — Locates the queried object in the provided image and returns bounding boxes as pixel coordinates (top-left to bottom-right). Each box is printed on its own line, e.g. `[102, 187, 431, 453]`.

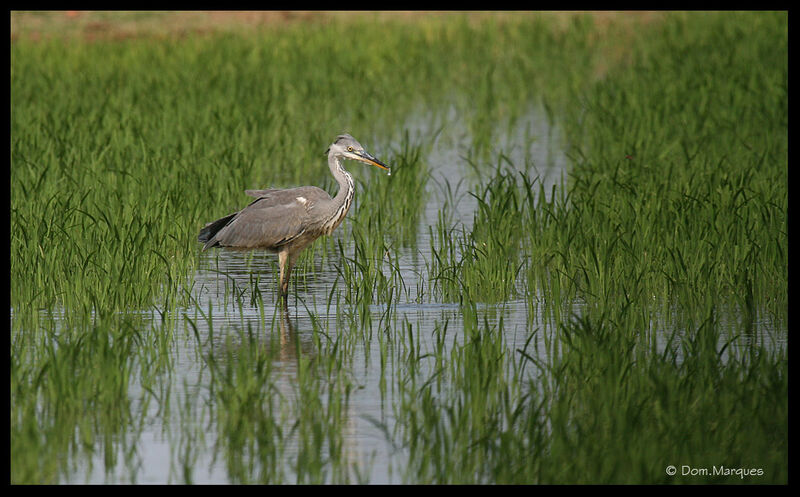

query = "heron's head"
[326, 134, 391, 173]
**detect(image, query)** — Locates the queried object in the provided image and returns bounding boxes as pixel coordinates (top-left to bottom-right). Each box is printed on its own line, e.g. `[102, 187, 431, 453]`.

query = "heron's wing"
[207, 187, 332, 250]
[199, 212, 236, 245]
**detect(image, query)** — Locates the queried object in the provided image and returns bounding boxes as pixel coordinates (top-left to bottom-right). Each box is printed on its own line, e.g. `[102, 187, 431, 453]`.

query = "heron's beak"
[355, 151, 391, 173]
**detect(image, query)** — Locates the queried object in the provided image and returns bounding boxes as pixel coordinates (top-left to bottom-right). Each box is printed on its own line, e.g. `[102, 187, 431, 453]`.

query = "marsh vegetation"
[11, 11, 787, 484]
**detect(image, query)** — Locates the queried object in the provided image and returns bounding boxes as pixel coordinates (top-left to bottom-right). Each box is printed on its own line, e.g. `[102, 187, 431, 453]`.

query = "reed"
[11, 11, 786, 484]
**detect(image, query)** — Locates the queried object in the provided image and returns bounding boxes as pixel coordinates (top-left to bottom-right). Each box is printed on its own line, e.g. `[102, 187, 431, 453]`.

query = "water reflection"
[43, 105, 786, 484]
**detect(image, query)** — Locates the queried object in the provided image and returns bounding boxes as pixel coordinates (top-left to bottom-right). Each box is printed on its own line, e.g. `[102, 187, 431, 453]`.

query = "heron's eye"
[347, 146, 354, 152]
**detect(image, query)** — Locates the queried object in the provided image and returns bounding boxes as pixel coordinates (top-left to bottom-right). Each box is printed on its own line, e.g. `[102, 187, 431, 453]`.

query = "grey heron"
[198, 134, 391, 299]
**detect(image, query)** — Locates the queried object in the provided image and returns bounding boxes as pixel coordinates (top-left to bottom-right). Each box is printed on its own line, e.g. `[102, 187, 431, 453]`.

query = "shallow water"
[23, 107, 786, 484]
[53, 107, 568, 483]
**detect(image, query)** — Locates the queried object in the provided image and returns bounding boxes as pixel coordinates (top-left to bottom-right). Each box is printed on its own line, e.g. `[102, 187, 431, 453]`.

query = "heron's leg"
[278, 249, 292, 299]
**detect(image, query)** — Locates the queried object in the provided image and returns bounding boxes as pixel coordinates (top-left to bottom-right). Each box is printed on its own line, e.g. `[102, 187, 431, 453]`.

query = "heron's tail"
[198, 212, 237, 250]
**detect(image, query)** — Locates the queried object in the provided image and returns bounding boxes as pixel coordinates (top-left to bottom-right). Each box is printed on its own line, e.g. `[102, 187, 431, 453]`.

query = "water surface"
[31, 107, 784, 484]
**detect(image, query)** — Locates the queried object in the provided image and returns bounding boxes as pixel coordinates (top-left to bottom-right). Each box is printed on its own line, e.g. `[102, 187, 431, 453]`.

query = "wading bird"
[198, 134, 391, 299]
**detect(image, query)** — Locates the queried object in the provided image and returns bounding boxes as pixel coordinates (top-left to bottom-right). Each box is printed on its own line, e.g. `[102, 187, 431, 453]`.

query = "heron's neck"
[325, 155, 355, 228]
[329, 155, 353, 198]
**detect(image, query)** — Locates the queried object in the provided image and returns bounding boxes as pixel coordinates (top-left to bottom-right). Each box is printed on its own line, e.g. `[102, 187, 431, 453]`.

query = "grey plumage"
[198, 134, 390, 299]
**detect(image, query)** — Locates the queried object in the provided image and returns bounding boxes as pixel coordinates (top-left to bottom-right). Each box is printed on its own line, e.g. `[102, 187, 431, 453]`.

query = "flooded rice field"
[12, 12, 787, 484]
[26, 109, 780, 484]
